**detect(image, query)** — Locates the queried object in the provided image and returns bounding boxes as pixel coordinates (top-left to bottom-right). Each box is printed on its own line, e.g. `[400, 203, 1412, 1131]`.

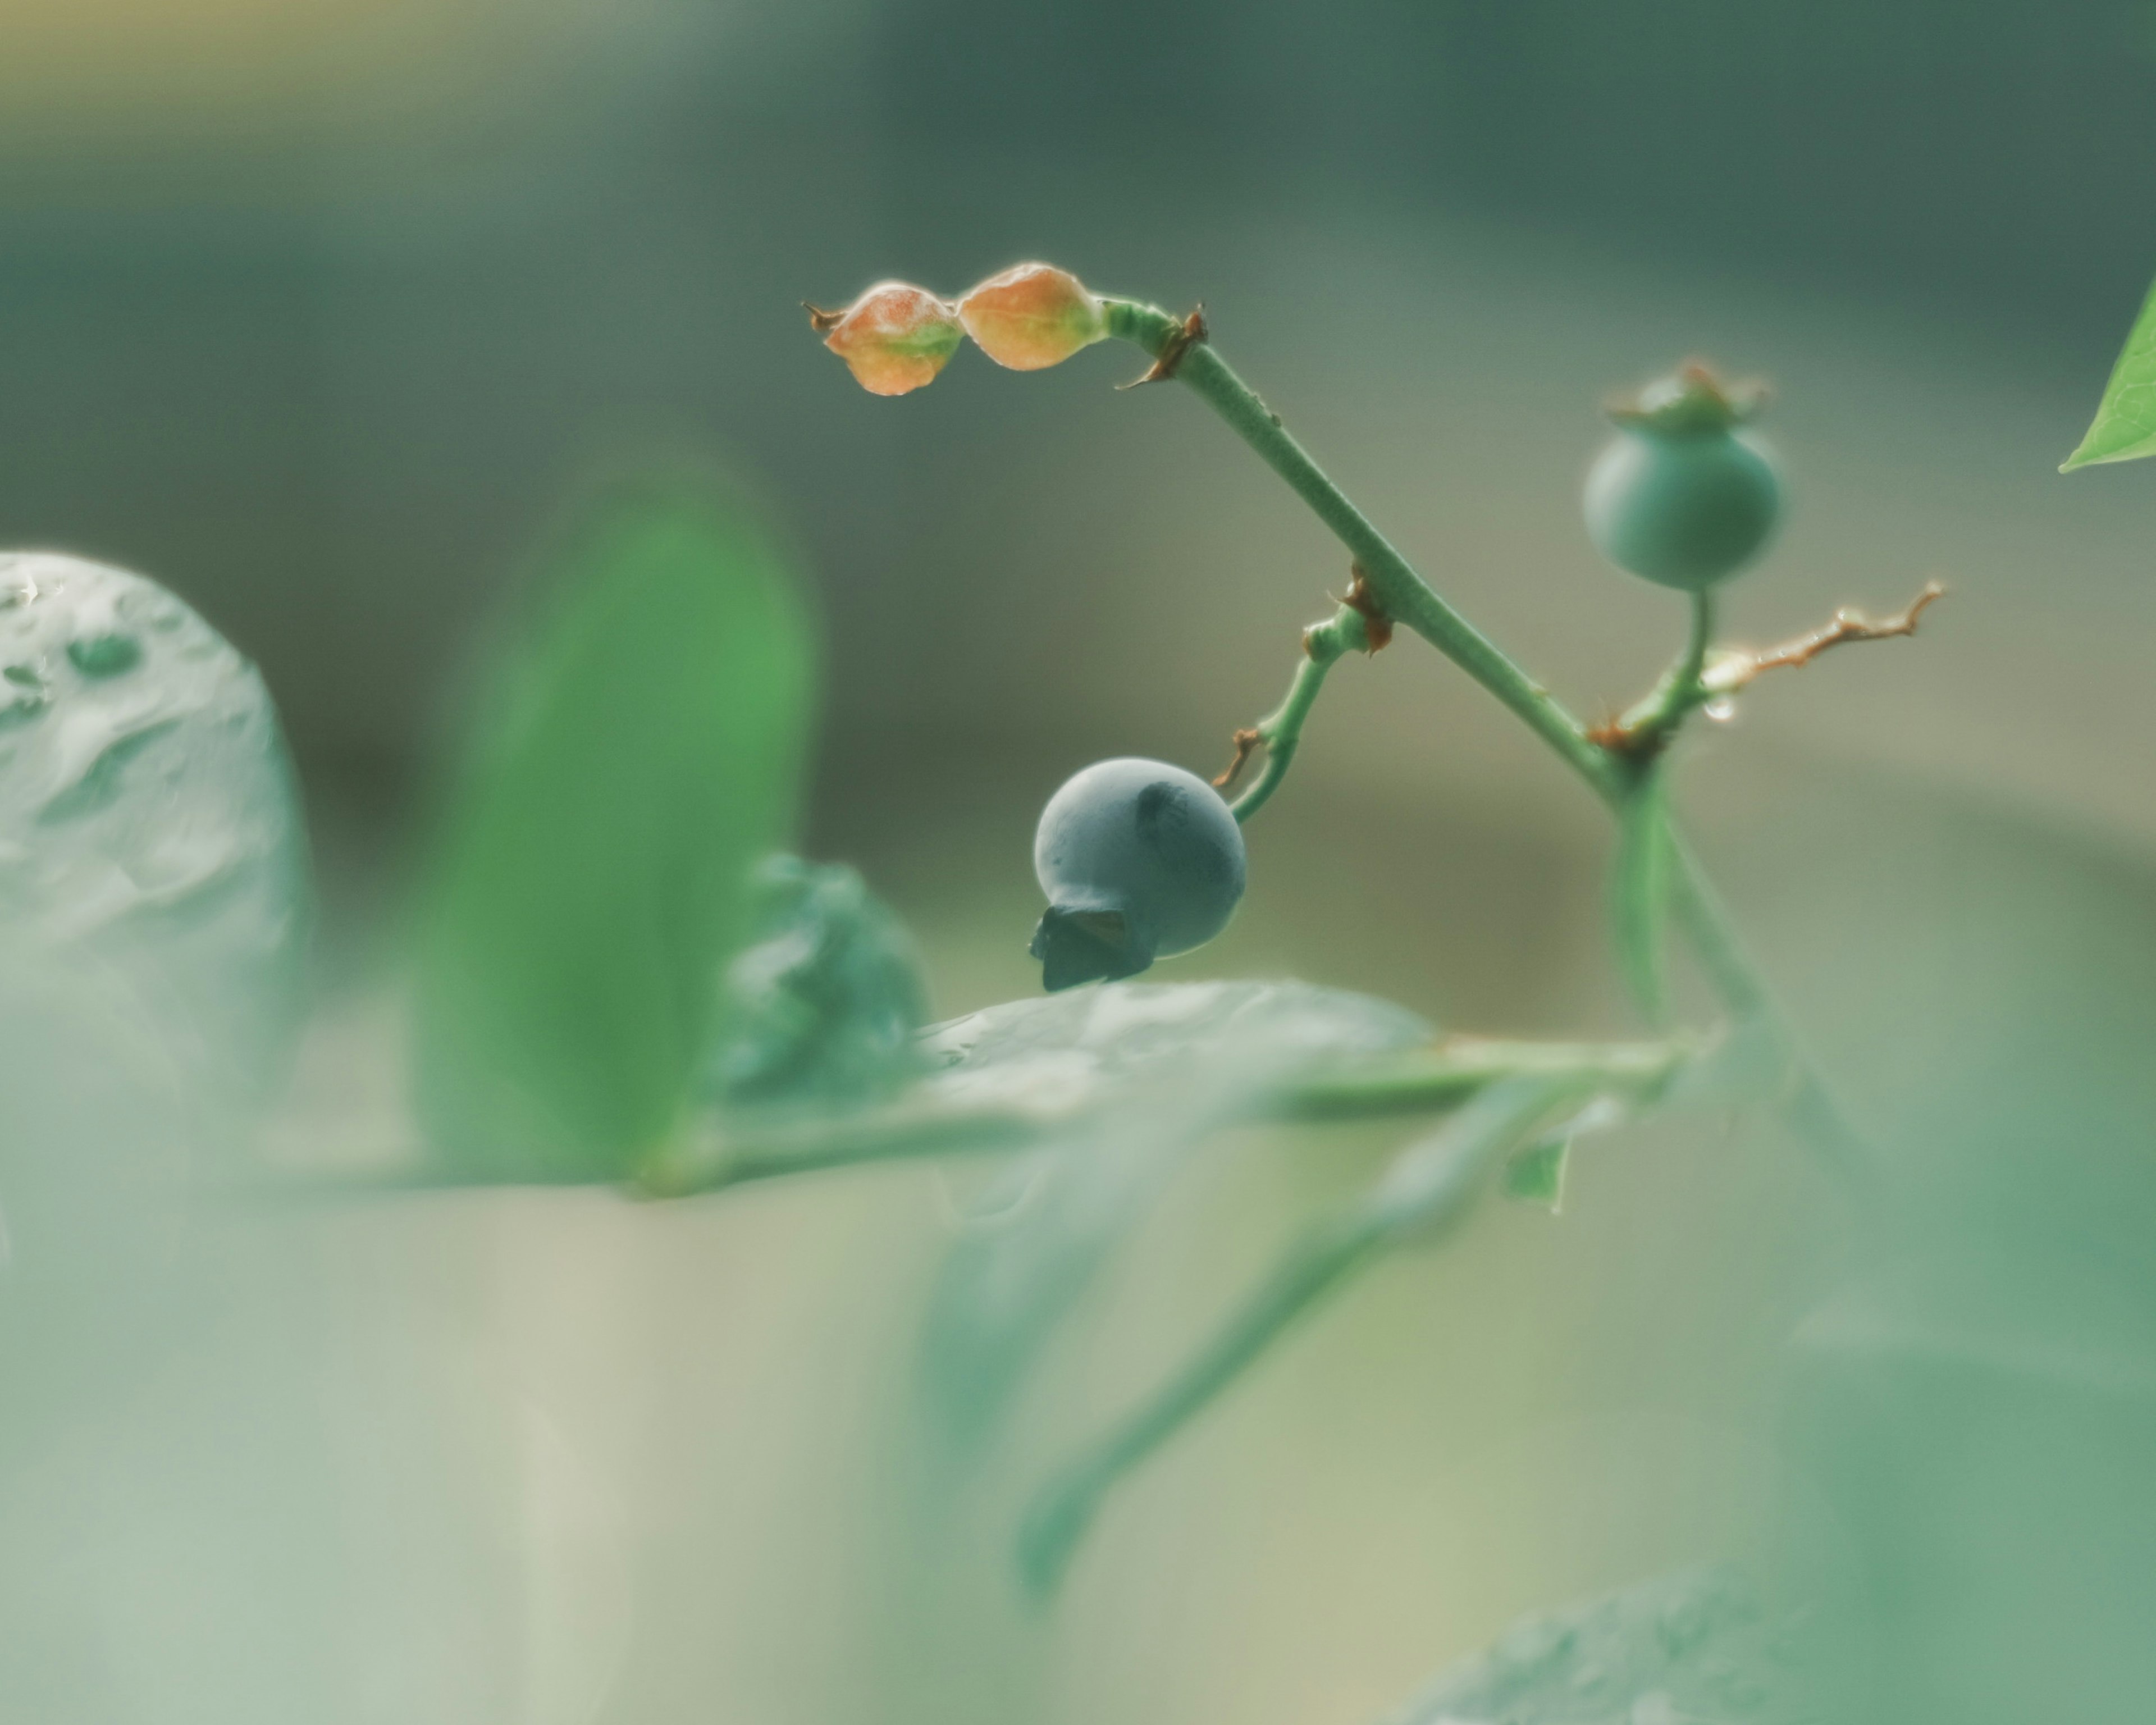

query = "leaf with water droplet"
[66, 633, 143, 679]
[1390, 1567, 1825, 1725]
[412, 473, 815, 1184]
[704, 854, 928, 1113]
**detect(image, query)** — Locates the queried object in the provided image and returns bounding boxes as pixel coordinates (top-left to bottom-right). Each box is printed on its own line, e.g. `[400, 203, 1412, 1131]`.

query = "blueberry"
[1030, 757, 1246, 991]
[1583, 366, 1782, 592]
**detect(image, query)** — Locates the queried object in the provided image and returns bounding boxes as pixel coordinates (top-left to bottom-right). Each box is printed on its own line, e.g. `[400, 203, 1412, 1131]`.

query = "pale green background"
[2, 3, 2153, 1721]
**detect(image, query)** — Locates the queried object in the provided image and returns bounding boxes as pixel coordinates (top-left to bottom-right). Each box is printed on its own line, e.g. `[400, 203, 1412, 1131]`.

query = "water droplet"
[66, 633, 143, 679]
[1492, 1618, 1576, 1682]
[0, 664, 49, 728]
[1630, 1692, 1679, 1725]
[1703, 695, 1738, 723]
[117, 587, 185, 632]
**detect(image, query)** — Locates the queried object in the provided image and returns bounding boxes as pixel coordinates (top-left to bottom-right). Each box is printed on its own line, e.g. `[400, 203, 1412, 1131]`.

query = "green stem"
[1104, 300, 1621, 801]
[1663, 842, 1876, 1186]
[1228, 604, 1365, 821]
[1016, 1074, 1584, 1595]
[1100, 298, 1870, 1178]
[1613, 588, 1717, 753]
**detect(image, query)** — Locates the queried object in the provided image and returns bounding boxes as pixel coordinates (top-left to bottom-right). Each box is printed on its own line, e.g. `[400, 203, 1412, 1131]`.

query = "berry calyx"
[958, 263, 1107, 372]
[1030, 758, 1246, 992]
[1583, 362, 1782, 592]
[808, 282, 962, 396]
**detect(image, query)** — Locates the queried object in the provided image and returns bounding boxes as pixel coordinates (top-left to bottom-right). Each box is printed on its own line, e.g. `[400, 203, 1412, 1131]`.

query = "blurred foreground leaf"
[918, 979, 1431, 1115]
[704, 855, 929, 1113]
[0, 552, 310, 1117]
[1390, 1567, 1825, 1725]
[915, 982, 1432, 1440]
[413, 476, 814, 1183]
[1502, 1135, 1569, 1211]
[2063, 271, 2156, 469]
[1019, 1075, 1574, 1595]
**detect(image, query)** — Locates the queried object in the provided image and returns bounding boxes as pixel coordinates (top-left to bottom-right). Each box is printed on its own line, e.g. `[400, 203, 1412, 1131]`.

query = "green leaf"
[1018, 1073, 1572, 1597]
[1393, 1567, 1824, 1725]
[2063, 272, 2156, 470]
[917, 982, 1433, 1443]
[1611, 766, 1674, 1025]
[412, 474, 814, 1184]
[919, 979, 1431, 1114]
[1502, 1136, 1569, 1212]
[705, 855, 929, 1114]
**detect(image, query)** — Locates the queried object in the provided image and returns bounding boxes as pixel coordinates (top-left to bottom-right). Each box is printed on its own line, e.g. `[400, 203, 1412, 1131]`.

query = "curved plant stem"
[1226, 647, 1329, 821]
[1609, 588, 1717, 753]
[1221, 603, 1368, 820]
[1016, 1074, 1586, 1596]
[1680, 588, 1715, 695]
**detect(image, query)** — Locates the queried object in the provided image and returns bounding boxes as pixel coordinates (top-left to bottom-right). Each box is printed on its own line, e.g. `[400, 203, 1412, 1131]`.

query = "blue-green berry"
[1583, 365, 1782, 592]
[1030, 757, 1246, 992]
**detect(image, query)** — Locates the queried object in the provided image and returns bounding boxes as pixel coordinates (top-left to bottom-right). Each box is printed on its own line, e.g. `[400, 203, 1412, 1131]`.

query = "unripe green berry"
[1583, 364, 1782, 592]
[1030, 757, 1246, 992]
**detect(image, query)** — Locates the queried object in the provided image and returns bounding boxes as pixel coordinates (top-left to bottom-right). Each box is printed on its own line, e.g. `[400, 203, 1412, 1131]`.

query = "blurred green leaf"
[917, 982, 1432, 1443]
[2063, 272, 2156, 470]
[1612, 767, 1674, 1024]
[1502, 1136, 1568, 1211]
[1390, 1567, 1825, 1725]
[0, 553, 311, 1117]
[704, 854, 929, 1113]
[1020, 1074, 1569, 1596]
[918, 979, 1431, 1114]
[413, 474, 814, 1183]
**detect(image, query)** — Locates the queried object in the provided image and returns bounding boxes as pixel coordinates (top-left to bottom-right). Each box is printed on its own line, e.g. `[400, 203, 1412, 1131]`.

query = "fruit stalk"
[1215, 601, 1372, 821]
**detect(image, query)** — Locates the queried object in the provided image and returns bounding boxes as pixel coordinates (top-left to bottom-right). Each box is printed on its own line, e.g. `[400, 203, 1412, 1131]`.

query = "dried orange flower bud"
[808, 282, 962, 396]
[957, 263, 1107, 371]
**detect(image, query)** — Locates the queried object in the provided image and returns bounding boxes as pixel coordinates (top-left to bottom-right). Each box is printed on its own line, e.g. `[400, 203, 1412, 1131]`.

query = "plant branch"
[1214, 589, 1381, 820]
[1705, 580, 1946, 693]
[1016, 1074, 1588, 1596]
[1103, 299, 1624, 801]
[1595, 590, 1720, 760]
[1099, 295, 1881, 1179]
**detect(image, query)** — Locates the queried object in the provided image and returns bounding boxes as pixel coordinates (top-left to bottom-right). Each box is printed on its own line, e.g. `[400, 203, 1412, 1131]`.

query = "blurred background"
[4, 1, 2156, 1721]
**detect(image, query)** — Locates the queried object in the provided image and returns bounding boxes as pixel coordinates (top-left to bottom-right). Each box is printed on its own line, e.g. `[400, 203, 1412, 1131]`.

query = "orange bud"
[810, 282, 962, 396]
[957, 263, 1107, 372]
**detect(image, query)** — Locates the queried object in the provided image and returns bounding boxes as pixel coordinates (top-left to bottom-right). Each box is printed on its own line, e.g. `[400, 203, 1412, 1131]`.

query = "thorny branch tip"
[1708, 579, 1947, 692]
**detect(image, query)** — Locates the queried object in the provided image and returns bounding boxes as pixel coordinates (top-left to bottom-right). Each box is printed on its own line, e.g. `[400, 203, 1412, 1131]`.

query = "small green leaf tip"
[1503, 1137, 1570, 1212]
[2063, 271, 2156, 470]
[1606, 360, 1767, 434]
